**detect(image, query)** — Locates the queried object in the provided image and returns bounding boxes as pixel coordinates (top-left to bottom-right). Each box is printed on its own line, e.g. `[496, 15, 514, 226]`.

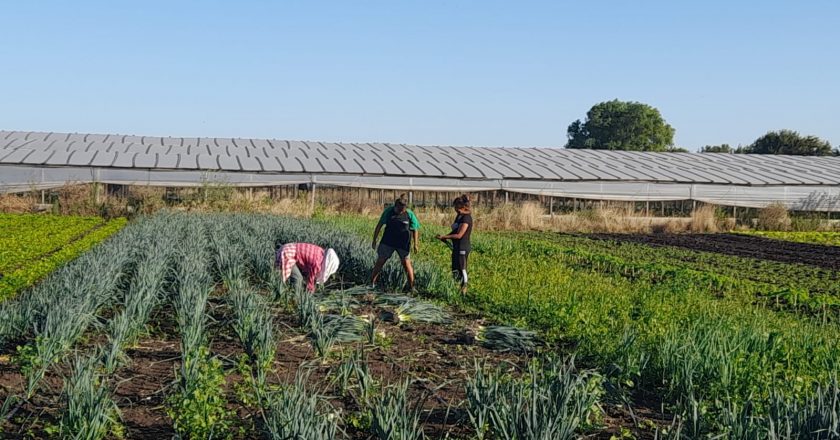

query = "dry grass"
[2, 184, 826, 234]
[757, 203, 792, 231]
[688, 204, 719, 233]
[0, 193, 33, 213]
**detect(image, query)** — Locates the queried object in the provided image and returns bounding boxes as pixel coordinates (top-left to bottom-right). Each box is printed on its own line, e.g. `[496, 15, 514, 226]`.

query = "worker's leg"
[458, 251, 470, 295]
[289, 265, 304, 294]
[399, 250, 415, 292]
[371, 243, 395, 287]
[451, 250, 460, 282]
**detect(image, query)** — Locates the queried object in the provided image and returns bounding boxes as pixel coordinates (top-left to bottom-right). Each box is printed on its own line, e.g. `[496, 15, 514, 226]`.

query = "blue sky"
[1, 1, 838, 151]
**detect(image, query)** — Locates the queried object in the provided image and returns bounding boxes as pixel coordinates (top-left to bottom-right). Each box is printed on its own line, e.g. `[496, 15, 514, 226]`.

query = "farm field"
[0, 213, 610, 440]
[1, 212, 839, 439]
[327, 214, 840, 438]
[737, 230, 840, 247]
[0, 214, 126, 300]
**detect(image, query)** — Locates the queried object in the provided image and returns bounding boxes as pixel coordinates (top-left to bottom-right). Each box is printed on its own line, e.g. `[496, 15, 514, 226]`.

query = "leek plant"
[102, 237, 175, 373]
[229, 284, 276, 389]
[261, 373, 341, 440]
[465, 356, 602, 440]
[392, 299, 450, 325]
[168, 220, 233, 439]
[475, 325, 540, 353]
[370, 380, 426, 440]
[59, 355, 121, 440]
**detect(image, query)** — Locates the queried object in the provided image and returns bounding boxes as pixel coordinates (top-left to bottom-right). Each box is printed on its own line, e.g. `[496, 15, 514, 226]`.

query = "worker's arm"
[372, 223, 383, 250]
[306, 270, 317, 293]
[372, 207, 390, 249]
[437, 223, 469, 240]
[412, 230, 420, 253]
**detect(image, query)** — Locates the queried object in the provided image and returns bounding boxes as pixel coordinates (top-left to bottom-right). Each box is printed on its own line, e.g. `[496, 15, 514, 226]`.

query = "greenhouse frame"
[2, 130, 840, 211]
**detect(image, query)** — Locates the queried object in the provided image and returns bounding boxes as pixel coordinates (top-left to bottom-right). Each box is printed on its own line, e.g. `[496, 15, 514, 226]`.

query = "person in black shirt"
[370, 194, 421, 292]
[436, 194, 473, 295]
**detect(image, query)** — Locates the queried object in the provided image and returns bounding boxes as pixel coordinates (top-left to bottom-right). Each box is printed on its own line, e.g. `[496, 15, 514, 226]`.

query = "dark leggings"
[451, 249, 470, 286]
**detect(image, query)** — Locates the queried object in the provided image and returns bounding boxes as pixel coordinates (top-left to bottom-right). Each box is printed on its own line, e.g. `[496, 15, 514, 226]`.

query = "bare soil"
[590, 232, 840, 271]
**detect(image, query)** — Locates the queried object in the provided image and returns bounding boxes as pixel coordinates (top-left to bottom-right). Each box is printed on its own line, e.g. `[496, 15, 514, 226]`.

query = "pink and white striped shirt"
[275, 243, 324, 292]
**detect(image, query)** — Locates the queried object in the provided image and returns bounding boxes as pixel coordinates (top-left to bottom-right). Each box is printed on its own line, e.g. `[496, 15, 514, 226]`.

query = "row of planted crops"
[2, 211, 840, 438]
[0, 212, 602, 439]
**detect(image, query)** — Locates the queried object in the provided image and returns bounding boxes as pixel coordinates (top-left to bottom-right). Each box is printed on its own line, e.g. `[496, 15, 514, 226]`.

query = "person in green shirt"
[370, 194, 421, 292]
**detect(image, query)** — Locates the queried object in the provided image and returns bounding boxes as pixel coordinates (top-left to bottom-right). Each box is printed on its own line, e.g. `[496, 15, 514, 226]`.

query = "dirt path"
[590, 233, 840, 271]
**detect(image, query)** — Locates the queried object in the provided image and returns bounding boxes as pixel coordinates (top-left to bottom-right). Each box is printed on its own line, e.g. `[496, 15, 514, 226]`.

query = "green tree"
[566, 100, 675, 151]
[700, 144, 735, 153]
[742, 130, 834, 156]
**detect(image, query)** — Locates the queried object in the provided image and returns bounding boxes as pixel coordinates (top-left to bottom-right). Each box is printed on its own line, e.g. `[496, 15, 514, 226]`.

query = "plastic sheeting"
[3, 165, 840, 211]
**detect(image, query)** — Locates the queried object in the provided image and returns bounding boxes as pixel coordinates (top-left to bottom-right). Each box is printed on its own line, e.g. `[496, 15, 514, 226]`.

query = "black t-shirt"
[382, 209, 412, 251]
[450, 213, 473, 252]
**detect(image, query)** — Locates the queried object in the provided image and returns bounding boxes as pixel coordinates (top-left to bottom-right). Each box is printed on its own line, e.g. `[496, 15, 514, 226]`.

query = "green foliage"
[261, 373, 341, 440]
[370, 381, 426, 440]
[566, 100, 675, 151]
[167, 346, 232, 440]
[465, 356, 602, 440]
[59, 355, 121, 440]
[229, 286, 276, 389]
[0, 216, 126, 301]
[743, 129, 835, 156]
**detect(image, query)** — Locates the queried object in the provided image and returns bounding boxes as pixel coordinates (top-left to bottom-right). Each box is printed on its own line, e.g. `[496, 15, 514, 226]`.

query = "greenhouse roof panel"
[1, 130, 839, 186]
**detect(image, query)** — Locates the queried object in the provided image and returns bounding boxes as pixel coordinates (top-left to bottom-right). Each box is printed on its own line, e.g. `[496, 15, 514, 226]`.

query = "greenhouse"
[2, 130, 840, 211]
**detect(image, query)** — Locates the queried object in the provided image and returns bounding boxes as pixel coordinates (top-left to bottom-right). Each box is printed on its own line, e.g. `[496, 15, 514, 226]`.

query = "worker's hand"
[435, 234, 445, 241]
[413, 243, 420, 254]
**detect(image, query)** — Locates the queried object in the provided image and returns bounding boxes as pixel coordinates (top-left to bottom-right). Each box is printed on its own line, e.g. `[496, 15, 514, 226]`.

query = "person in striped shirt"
[275, 242, 340, 293]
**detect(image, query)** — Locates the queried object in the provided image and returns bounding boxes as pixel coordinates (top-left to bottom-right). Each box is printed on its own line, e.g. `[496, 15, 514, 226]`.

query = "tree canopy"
[742, 130, 834, 156]
[566, 100, 675, 151]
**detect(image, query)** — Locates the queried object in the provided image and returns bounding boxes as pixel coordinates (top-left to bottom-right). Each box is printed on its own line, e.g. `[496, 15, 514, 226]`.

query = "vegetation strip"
[0, 216, 126, 301]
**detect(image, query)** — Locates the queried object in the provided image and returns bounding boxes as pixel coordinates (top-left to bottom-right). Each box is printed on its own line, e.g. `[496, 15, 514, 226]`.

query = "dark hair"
[394, 193, 408, 208]
[453, 194, 471, 213]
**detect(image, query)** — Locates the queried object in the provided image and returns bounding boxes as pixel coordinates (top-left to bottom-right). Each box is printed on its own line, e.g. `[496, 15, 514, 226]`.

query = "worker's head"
[316, 248, 340, 285]
[394, 194, 408, 214]
[453, 194, 471, 214]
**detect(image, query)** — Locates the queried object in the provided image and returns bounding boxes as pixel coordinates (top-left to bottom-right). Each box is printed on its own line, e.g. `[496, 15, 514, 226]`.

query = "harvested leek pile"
[474, 325, 541, 353]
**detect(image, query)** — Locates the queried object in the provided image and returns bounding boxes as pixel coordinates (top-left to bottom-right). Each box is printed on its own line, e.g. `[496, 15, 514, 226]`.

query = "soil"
[0, 291, 666, 439]
[589, 233, 840, 271]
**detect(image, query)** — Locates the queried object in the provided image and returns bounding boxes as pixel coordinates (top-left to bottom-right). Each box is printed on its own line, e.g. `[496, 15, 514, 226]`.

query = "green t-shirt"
[378, 206, 420, 230]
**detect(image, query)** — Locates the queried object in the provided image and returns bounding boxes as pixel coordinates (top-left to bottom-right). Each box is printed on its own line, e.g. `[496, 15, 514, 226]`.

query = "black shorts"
[451, 249, 470, 285]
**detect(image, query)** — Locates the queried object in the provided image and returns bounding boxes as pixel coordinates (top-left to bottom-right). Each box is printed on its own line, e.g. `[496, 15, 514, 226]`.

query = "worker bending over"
[275, 242, 340, 293]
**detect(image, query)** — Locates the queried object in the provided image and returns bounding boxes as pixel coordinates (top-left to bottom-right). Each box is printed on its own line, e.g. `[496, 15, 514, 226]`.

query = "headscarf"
[316, 248, 340, 284]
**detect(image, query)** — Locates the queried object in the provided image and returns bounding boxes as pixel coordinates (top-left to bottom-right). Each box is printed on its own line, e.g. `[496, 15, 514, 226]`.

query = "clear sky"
[1, 1, 838, 151]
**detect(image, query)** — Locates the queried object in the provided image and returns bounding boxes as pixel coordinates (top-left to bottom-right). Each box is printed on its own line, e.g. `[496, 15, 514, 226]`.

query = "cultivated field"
[1, 212, 839, 439]
[0, 214, 125, 300]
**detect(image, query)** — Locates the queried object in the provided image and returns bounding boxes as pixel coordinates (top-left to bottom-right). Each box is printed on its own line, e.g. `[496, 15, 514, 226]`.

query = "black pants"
[451, 249, 470, 286]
